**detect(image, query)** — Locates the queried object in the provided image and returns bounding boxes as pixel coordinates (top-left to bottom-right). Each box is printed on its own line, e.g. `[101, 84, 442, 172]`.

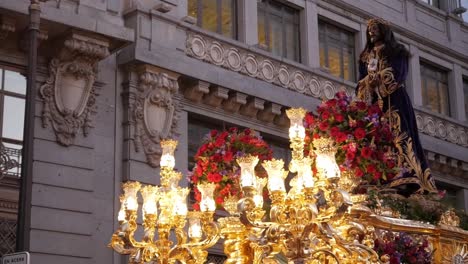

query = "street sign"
[1, 252, 30, 264]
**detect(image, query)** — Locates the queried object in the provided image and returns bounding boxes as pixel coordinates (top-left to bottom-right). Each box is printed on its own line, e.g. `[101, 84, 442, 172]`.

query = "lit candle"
[286, 108, 307, 140]
[198, 183, 216, 212]
[263, 159, 286, 192]
[188, 213, 203, 239]
[237, 155, 259, 188]
[174, 188, 189, 216]
[122, 181, 141, 211]
[140, 185, 159, 217]
[160, 139, 178, 169]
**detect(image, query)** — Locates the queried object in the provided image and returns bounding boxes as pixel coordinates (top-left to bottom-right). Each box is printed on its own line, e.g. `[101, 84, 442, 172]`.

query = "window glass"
[420, 63, 450, 116]
[188, 0, 236, 39]
[318, 21, 356, 82]
[257, 0, 300, 61]
[4, 70, 26, 95]
[2, 96, 25, 141]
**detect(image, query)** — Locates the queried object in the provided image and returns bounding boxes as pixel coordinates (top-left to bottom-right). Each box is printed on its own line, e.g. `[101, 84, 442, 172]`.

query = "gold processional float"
[109, 108, 468, 264]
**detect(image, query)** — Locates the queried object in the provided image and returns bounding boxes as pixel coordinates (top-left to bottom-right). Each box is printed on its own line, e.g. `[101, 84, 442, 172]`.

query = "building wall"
[0, 0, 467, 263]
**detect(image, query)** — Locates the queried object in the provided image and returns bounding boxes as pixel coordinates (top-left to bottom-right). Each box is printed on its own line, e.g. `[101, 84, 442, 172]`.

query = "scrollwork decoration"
[129, 66, 180, 167]
[40, 31, 109, 146]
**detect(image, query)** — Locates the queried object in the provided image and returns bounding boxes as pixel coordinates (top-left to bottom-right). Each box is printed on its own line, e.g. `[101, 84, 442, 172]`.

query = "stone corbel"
[129, 65, 180, 167]
[222, 92, 247, 113]
[258, 102, 282, 123]
[39, 30, 110, 146]
[239, 97, 265, 118]
[0, 16, 15, 40]
[182, 80, 210, 103]
[203, 86, 229, 107]
[274, 108, 290, 127]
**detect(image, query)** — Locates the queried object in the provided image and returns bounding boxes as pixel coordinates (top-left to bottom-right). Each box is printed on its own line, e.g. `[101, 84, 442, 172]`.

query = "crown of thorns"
[367, 18, 390, 28]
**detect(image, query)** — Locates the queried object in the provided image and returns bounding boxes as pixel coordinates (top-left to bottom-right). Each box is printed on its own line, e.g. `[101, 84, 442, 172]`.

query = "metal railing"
[0, 144, 21, 179]
[0, 218, 17, 257]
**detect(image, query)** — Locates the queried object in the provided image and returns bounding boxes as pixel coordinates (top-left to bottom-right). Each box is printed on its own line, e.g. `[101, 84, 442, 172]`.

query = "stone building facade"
[0, 0, 467, 263]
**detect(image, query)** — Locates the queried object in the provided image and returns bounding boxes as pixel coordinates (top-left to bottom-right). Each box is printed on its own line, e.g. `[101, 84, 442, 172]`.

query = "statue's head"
[366, 18, 390, 45]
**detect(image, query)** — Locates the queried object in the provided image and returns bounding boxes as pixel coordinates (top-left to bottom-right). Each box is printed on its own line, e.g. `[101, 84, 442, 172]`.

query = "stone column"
[451, 64, 466, 121]
[302, 0, 320, 68]
[456, 189, 468, 212]
[238, 0, 258, 45]
[407, 44, 423, 106]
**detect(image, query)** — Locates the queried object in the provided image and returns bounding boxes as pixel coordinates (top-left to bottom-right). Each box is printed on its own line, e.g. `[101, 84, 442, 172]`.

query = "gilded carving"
[40, 31, 110, 146]
[128, 65, 180, 167]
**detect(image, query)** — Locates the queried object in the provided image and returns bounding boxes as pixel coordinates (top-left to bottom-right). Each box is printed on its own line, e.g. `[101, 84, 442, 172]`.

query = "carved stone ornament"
[129, 65, 180, 167]
[40, 31, 110, 146]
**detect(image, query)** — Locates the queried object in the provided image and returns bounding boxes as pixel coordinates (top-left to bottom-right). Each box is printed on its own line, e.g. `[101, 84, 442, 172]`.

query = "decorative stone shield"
[127, 65, 180, 167]
[40, 31, 109, 146]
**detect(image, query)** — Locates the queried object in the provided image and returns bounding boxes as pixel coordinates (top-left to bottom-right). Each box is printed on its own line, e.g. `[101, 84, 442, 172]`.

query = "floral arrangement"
[189, 128, 273, 210]
[304, 91, 399, 185]
[374, 232, 433, 264]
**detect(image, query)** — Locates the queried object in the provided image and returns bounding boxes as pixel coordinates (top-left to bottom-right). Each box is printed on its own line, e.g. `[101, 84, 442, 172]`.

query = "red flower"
[305, 113, 315, 126]
[361, 147, 373, 159]
[207, 172, 222, 183]
[210, 130, 218, 137]
[216, 197, 224, 205]
[223, 151, 234, 163]
[319, 121, 329, 131]
[366, 164, 376, 174]
[322, 111, 330, 120]
[192, 203, 200, 211]
[335, 132, 347, 143]
[334, 114, 344, 122]
[355, 168, 364, 177]
[346, 151, 355, 161]
[354, 128, 366, 140]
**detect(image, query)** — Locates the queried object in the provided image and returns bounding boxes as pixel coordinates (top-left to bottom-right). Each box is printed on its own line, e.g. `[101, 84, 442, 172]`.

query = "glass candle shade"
[117, 194, 126, 222]
[254, 178, 267, 208]
[122, 181, 141, 211]
[174, 188, 189, 216]
[263, 159, 286, 192]
[314, 138, 340, 179]
[160, 139, 178, 169]
[237, 155, 259, 188]
[298, 157, 314, 188]
[198, 183, 216, 212]
[188, 212, 203, 239]
[286, 108, 307, 140]
[140, 185, 159, 217]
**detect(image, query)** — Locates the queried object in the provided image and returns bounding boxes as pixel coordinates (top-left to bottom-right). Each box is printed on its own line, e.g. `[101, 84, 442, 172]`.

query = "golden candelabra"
[109, 108, 382, 263]
[108, 140, 219, 264]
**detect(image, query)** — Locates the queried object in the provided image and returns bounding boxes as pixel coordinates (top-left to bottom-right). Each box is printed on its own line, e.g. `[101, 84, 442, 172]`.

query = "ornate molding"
[39, 31, 110, 146]
[0, 16, 15, 40]
[415, 111, 468, 147]
[126, 65, 181, 167]
[185, 33, 353, 100]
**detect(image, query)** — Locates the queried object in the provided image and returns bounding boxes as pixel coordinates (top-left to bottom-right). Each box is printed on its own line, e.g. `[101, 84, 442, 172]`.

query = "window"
[319, 20, 356, 82]
[464, 78, 468, 118]
[420, 62, 450, 116]
[188, 0, 237, 39]
[258, 0, 300, 62]
[420, 0, 441, 8]
[0, 67, 25, 178]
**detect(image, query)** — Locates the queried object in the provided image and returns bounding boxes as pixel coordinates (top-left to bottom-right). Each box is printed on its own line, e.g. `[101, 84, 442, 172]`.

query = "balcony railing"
[0, 144, 21, 179]
[0, 217, 16, 257]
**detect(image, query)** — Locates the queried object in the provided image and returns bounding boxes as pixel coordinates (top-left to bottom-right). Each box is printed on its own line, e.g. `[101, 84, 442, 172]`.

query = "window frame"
[318, 19, 357, 82]
[190, 0, 238, 39]
[257, 0, 301, 62]
[420, 61, 450, 116]
[0, 66, 26, 178]
[463, 77, 468, 119]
